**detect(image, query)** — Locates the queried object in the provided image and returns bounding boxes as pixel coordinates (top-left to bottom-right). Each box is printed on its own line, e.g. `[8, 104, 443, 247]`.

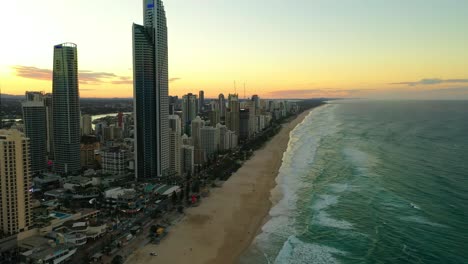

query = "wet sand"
[127, 109, 313, 264]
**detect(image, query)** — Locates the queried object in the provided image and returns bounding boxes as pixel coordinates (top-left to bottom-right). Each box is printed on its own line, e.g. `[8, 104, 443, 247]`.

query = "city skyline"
[1, 0, 468, 99]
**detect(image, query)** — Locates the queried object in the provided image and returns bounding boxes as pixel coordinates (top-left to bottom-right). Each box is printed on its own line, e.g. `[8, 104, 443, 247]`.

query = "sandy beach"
[127, 109, 313, 264]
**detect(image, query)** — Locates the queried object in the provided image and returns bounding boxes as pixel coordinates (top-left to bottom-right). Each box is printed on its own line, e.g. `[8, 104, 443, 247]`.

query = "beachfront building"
[0, 130, 32, 235]
[200, 126, 219, 158]
[225, 130, 238, 150]
[191, 116, 205, 165]
[133, 0, 170, 179]
[239, 108, 251, 140]
[181, 145, 194, 175]
[226, 94, 240, 136]
[52, 43, 81, 174]
[168, 115, 182, 176]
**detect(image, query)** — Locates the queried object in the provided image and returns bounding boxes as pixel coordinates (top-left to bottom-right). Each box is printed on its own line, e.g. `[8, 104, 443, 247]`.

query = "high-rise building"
[169, 96, 178, 115]
[239, 108, 251, 140]
[168, 115, 182, 176]
[52, 43, 81, 174]
[216, 123, 228, 151]
[182, 93, 198, 134]
[181, 145, 194, 175]
[101, 147, 128, 175]
[81, 114, 92, 135]
[0, 130, 32, 235]
[218, 93, 226, 118]
[208, 110, 220, 127]
[22, 96, 47, 173]
[133, 0, 170, 179]
[198, 90, 205, 113]
[191, 116, 205, 165]
[226, 94, 240, 136]
[44, 93, 54, 161]
[200, 126, 219, 158]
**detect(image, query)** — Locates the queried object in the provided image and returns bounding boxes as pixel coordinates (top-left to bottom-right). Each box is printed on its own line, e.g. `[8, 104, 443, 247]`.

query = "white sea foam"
[342, 147, 379, 176]
[315, 211, 354, 230]
[248, 104, 341, 262]
[400, 216, 449, 228]
[274, 236, 346, 264]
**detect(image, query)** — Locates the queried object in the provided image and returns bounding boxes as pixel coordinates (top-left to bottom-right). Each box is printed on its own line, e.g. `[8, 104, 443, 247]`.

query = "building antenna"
[234, 81, 237, 94]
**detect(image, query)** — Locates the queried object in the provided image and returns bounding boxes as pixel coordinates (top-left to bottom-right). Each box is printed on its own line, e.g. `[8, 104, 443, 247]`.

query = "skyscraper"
[133, 0, 170, 179]
[200, 126, 219, 158]
[191, 116, 205, 165]
[22, 92, 47, 173]
[182, 93, 197, 134]
[0, 130, 32, 235]
[44, 93, 54, 161]
[199, 90, 205, 113]
[168, 115, 182, 176]
[226, 94, 240, 136]
[218, 93, 226, 118]
[52, 43, 81, 174]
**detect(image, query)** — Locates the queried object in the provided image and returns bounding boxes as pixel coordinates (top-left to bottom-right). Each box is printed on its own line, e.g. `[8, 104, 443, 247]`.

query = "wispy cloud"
[111, 76, 133, 85]
[390, 78, 468, 86]
[79, 70, 116, 84]
[267, 88, 375, 98]
[13, 66, 180, 86]
[13, 66, 51, 80]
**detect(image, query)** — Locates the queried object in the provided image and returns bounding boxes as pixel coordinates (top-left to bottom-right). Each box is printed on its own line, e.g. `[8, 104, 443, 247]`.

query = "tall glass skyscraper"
[22, 92, 47, 173]
[133, 0, 170, 179]
[52, 43, 81, 174]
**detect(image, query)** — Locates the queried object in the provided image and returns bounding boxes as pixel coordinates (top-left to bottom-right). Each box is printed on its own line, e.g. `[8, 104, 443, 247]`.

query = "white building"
[168, 115, 182, 176]
[101, 147, 128, 175]
[225, 130, 238, 150]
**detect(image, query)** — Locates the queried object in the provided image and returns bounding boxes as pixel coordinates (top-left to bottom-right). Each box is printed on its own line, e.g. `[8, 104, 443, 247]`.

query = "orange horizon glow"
[1, 0, 468, 99]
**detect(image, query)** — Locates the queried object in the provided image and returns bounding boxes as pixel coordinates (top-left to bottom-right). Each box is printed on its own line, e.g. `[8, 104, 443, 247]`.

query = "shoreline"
[126, 108, 315, 264]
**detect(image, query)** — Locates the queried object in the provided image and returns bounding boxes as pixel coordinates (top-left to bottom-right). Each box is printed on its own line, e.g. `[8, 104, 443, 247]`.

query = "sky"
[1, 0, 468, 99]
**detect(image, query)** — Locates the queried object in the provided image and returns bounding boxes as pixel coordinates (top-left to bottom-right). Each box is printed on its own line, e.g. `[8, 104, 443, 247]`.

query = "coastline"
[126, 108, 315, 264]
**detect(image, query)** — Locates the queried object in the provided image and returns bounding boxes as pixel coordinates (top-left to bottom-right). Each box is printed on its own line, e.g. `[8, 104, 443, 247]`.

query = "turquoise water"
[240, 101, 468, 264]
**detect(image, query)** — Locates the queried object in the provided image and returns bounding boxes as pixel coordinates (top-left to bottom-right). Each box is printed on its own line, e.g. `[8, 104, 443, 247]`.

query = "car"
[150, 252, 158, 256]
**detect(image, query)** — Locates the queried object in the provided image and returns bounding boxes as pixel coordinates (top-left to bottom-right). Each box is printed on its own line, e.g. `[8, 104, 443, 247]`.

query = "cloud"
[12, 65, 131, 85]
[390, 78, 468, 86]
[111, 76, 133, 85]
[79, 70, 116, 84]
[13, 66, 52, 80]
[267, 88, 375, 98]
[13, 66, 180, 86]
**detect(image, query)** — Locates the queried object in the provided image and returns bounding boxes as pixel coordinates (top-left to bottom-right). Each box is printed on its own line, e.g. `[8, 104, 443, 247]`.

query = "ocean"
[239, 101, 468, 264]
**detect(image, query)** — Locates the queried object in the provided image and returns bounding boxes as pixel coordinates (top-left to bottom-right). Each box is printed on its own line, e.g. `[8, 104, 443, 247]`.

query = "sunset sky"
[1, 0, 467, 99]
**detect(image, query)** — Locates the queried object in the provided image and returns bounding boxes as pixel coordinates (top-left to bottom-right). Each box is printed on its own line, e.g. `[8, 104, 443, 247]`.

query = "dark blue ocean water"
[240, 101, 468, 264]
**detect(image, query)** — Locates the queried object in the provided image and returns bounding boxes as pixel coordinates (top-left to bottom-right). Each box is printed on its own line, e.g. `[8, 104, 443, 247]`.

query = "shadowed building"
[22, 92, 47, 173]
[133, 0, 170, 179]
[52, 43, 81, 174]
